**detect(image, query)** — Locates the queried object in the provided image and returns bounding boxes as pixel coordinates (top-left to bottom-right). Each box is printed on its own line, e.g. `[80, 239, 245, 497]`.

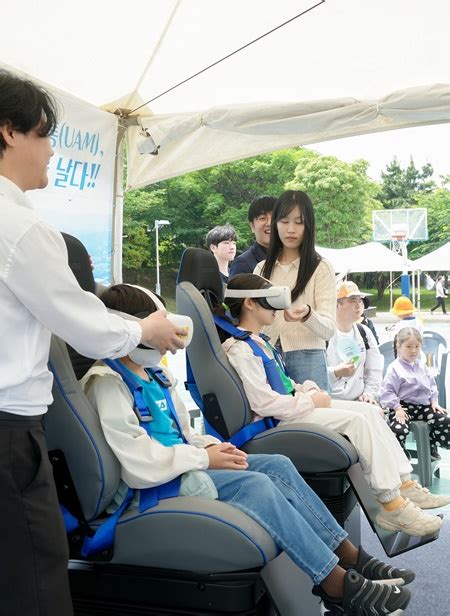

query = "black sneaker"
[430, 445, 441, 460]
[313, 569, 411, 615]
[343, 547, 415, 586]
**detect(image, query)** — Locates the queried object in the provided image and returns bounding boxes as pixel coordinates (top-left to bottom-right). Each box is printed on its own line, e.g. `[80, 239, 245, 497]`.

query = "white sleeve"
[6, 221, 141, 358]
[226, 341, 315, 420]
[83, 373, 210, 489]
[362, 328, 384, 398]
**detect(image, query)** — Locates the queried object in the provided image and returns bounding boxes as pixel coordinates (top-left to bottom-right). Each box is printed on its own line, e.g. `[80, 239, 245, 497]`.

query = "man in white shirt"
[430, 275, 447, 314]
[326, 281, 383, 405]
[0, 69, 184, 616]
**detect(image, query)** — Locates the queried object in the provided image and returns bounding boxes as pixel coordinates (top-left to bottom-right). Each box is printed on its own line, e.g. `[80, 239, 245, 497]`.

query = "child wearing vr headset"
[81, 283, 414, 616]
[217, 274, 448, 538]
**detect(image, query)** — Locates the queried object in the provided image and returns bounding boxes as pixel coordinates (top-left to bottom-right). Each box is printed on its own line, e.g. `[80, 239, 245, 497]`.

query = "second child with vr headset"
[216, 274, 448, 537]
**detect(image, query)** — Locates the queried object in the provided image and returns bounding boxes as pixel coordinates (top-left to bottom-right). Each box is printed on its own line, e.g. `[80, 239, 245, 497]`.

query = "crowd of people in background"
[207, 190, 449, 463]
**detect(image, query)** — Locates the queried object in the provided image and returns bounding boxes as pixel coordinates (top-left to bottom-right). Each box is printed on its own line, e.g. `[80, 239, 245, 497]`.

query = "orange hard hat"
[391, 296, 415, 316]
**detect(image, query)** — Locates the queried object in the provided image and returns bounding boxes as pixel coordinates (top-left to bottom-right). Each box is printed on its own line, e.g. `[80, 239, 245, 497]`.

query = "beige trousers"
[280, 400, 413, 502]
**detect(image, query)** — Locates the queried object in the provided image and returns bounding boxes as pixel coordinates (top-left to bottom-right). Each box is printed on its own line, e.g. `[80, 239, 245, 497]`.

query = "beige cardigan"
[254, 257, 336, 351]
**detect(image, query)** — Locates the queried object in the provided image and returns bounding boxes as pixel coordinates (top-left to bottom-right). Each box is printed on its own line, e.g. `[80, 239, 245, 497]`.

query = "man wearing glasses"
[326, 281, 384, 406]
[229, 195, 276, 276]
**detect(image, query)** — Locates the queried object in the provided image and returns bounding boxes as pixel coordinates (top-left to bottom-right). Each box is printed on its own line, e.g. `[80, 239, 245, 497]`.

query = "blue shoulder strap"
[185, 316, 282, 448]
[213, 316, 289, 396]
[77, 360, 183, 556]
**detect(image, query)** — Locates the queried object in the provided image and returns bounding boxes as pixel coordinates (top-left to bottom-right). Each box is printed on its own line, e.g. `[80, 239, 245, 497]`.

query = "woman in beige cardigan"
[255, 190, 336, 391]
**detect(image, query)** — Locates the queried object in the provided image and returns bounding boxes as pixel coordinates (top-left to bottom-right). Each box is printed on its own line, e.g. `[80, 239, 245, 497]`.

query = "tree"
[378, 157, 435, 210]
[286, 151, 381, 247]
[123, 149, 303, 269]
[408, 188, 450, 259]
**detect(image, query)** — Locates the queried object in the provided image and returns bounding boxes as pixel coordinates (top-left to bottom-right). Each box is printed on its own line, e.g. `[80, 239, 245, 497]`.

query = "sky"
[312, 123, 450, 183]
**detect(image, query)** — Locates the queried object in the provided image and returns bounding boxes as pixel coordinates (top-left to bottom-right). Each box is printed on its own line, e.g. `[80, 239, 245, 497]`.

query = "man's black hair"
[205, 225, 237, 248]
[0, 69, 58, 155]
[248, 195, 276, 222]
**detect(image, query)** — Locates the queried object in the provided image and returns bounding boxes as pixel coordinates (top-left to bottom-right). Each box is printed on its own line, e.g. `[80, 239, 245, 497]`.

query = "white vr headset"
[107, 284, 193, 368]
[224, 285, 292, 310]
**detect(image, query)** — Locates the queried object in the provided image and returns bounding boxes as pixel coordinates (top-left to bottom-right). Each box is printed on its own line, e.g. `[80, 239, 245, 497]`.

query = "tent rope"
[128, 0, 326, 115]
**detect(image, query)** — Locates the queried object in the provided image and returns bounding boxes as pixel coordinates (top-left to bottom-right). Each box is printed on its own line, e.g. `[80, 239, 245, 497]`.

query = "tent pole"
[111, 126, 126, 283]
[390, 271, 393, 310]
[417, 270, 421, 313]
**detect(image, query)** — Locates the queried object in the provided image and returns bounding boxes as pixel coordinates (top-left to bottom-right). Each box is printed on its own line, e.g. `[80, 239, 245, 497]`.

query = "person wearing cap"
[229, 196, 276, 277]
[389, 296, 423, 338]
[326, 281, 383, 405]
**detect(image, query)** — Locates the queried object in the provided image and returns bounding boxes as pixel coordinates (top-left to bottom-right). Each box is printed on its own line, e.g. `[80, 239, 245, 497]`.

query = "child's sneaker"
[312, 569, 411, 615]
[342, 546, 415, 586]
[401, 480, 450, 509]
[376, 498, 443, 536]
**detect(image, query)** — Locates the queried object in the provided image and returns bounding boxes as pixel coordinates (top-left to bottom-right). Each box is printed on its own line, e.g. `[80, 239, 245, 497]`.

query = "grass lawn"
[361, 288, 440, 312]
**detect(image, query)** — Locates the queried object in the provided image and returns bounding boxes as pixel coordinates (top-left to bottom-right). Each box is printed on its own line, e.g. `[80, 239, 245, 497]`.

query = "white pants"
[280, 400, 413, 502]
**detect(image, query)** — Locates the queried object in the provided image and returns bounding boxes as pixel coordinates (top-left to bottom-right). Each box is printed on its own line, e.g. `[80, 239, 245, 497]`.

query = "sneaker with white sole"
[342, 546, 415, 586]
[313, 569, 411, 615]
[376, 498, 443, 536]
[401, 480, 450, 509]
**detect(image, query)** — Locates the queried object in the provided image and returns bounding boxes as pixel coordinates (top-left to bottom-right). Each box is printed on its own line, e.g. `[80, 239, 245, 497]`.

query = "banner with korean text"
[29, 87, 118, 283]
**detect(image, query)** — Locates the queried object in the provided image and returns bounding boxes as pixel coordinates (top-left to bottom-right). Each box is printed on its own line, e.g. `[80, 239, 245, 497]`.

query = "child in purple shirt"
[381, 327, 450, 458]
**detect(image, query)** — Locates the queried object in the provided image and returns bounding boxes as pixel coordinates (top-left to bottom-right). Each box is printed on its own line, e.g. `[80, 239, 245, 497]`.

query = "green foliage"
[378, 157, 435, 209]
[408, 188, 450, 258]
[123, 149, 303, 269]
[286, 150, 381, 247]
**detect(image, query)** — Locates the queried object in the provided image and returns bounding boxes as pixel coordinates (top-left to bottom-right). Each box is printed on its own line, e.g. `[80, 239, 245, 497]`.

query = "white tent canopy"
[317, 242, 411, 274]
[2, 0, 450, 187]
[412, 242, 450, 272]
[2, 0, 450, 278]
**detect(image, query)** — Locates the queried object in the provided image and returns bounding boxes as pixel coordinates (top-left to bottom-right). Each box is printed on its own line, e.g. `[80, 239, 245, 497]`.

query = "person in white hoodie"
[326, 281, 383, 405]
[81, 283, 416, 616]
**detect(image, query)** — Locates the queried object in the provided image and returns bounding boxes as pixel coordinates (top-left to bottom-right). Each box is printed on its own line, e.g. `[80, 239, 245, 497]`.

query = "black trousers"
[388, 401, 450, 450]
[0, 413, 73, 616]
[430, 297, 447, 314]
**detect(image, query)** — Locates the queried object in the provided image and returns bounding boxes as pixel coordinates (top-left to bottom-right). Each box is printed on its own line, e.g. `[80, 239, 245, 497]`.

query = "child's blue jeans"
[207, 454, 347, 584]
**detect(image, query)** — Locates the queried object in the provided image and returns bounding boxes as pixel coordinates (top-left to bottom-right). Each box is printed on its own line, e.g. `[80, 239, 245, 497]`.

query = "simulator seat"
[176, 248, 359, 529]
[176, 248, 441, 558]
[45, 234, 322, 616]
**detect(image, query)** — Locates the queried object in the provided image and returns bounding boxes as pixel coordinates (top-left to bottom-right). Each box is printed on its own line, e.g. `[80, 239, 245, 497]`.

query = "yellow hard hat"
[391, 296, 415, 316]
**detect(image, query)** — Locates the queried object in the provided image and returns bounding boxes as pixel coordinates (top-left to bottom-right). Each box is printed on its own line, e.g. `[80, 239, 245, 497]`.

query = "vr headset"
[107, 285, 193, 367]
[224, 285, 291, 310]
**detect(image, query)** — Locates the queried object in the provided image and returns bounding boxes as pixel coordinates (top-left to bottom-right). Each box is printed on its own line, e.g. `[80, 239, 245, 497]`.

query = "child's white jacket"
[223, 334, 319, 421]
[80, 363, 220, 490]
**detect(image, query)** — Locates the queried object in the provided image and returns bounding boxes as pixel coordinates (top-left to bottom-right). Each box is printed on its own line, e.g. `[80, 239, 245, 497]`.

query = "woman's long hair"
[261, 190, 321, 302]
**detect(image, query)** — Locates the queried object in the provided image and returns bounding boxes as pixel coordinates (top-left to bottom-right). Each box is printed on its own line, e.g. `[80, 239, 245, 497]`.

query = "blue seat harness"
[185, 316, 291, 448]
[62, 359, 185, 557]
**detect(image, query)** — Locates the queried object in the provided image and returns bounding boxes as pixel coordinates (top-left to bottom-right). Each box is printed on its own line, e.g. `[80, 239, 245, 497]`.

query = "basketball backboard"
[372, 209, 428, 242]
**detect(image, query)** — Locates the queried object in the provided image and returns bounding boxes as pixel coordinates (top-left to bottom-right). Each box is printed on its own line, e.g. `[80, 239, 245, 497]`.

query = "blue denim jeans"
[283, 349, 330, 392]
[207, 454, 346, 584]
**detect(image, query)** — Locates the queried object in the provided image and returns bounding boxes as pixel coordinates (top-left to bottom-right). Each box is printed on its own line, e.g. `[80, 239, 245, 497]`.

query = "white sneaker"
[401, 480, 450, 509]
[376, 498, 443, 536]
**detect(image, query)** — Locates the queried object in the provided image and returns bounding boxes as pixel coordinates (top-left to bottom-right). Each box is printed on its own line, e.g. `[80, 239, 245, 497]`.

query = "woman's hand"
[334, 362, 356, 378]
[310, 390, 332, 408]
[431, 400, 447, 414]
[206, 442, 249, 470]
[284, 304, 310, 322]
[394, 406, 409, 425]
